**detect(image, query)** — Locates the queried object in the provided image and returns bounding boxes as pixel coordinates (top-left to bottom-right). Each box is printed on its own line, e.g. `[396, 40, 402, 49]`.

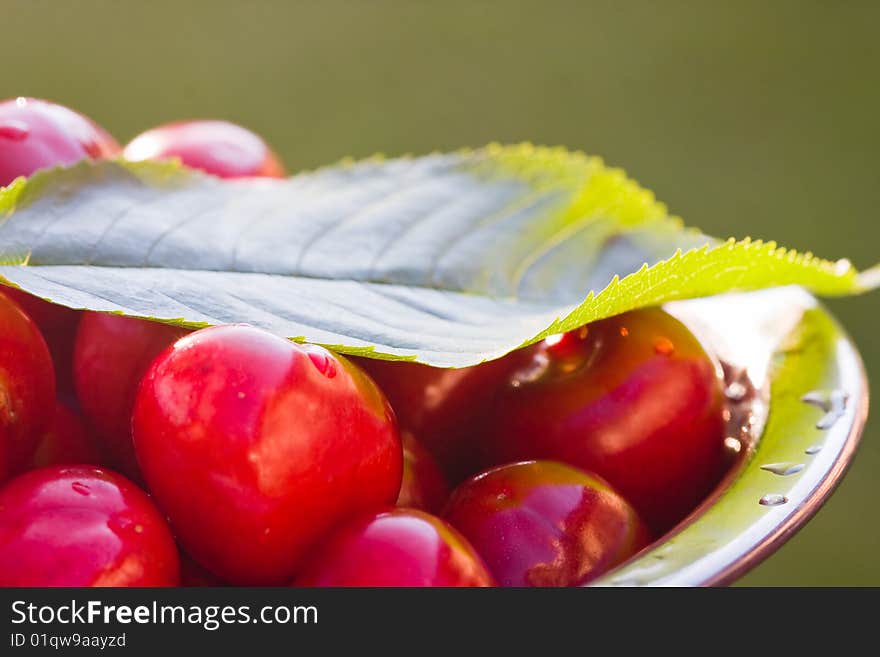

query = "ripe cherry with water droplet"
[472, 308, 727, 534]
[0, 466, 179, 586]
[132, 325, 402, 584]
[443, 460, 650, 586]
[0, 97, 119, 187]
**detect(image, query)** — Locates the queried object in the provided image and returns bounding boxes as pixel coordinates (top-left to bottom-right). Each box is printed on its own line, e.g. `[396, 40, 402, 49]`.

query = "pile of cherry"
[0, 98, 729, 587]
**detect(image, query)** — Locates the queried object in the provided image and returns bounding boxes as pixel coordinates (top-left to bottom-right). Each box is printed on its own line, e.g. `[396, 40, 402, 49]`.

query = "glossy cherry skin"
[397, 431, 450, 514]
[0, 465, 179, 586]
[30, 401, 101, 470]
[132, 325, 402, 585]
[74, 312, 189, 479]
[0, 97, 119, 187]
[352, 353, 529, 482]
[443, 460, 650, 587]
[293, 508, 494, 587]
[123, 120, 285, 179]
[3, 288, 80, 397]
[475, 308, 726, 534]
[0, 290, 56, 481]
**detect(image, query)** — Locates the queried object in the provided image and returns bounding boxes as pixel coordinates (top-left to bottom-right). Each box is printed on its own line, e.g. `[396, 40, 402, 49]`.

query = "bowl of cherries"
[0, 97, 870, 587]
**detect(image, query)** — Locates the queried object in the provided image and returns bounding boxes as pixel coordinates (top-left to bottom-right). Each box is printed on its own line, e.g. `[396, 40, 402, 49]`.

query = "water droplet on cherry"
[653, 337, 674, 356]
[109, 516, 133, 532]
[304, 346, 337, 378]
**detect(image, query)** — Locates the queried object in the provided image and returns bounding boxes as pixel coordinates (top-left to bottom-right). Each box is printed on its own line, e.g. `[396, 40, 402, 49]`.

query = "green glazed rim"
[591, 288, 869, 586]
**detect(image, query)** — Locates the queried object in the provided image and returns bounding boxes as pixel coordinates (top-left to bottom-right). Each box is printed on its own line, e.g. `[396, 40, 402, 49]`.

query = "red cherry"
[132, 325, 402, 585]
[397, 431, 450, 514]
[2, 288, 80, 397]
[443, 460, 650, 587]
[353, 353, 529, 482]
[0, 465, 179, 586]
[293, 508, 494, 587]
[123, 120, 285, 179]
[0, 290, 55, 481]
[30, 401, 101, 469]
[73, 312, 189, 479]
[474, 308, 726, 533]
[0, 97, 119, 187]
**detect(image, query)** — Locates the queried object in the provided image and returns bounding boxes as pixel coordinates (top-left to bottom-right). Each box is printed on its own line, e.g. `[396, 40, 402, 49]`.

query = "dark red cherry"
[132, 326, 402, 585]
[443, 460, 650, 587]
[397, 431, 450, 514]
[0, 97, 119, 187]
[475, 308, 726, 533]
[352, 353, 529, 482]
[0, 289, 55, 481]
[2, 288, 80, 397]
[73, 312, 189, 479]
[30, 401, 101, 469]
[123, 120, 285, 179]
[0, 465, 179, 586]
[293, 508, 494, 587]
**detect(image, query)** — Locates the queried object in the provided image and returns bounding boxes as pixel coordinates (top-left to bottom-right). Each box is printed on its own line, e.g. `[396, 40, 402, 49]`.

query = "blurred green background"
[2, 0, 877, 584]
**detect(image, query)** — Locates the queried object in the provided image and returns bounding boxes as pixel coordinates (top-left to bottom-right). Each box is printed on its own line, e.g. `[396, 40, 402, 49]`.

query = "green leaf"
[0, 145, 875, 367]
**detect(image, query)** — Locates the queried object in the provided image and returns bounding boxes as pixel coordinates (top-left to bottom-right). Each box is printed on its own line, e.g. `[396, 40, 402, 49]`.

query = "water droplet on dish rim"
[724, 381, 748, 401]
[760, 462, 804, 476]
[801, 390, 832, 411]
[759, 494, 788, 507]
[802, 389, 848, 430]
